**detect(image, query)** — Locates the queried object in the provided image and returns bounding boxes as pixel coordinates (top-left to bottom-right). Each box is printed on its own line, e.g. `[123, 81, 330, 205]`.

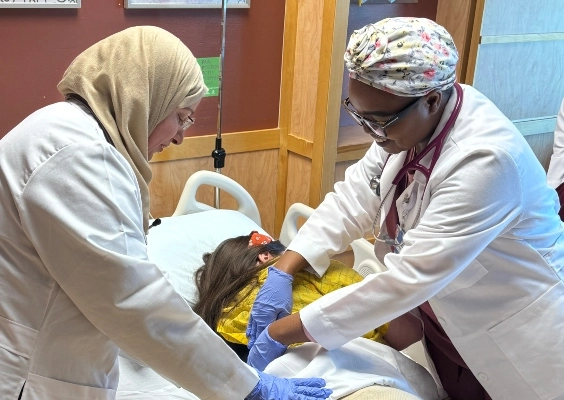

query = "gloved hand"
[247, 266, 293, 348]
[247, 324, 288, 371]
[245, 369, 332, 400]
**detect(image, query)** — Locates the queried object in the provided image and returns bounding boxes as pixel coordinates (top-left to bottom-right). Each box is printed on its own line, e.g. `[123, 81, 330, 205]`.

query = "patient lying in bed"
[116, 211, 441, 400]
[189, 232, 440, 399]
[192, 231, 389, 361]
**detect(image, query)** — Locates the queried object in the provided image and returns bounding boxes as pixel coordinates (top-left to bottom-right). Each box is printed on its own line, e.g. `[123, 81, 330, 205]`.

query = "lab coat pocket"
[488, 281, 564, 400]
[435, 260, 488, 299]
[23, 373, 116, 400]
[0, 315, 38, 359]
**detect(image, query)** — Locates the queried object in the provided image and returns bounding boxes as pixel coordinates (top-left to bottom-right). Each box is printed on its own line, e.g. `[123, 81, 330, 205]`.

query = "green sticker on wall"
[197, 57, 220, 97]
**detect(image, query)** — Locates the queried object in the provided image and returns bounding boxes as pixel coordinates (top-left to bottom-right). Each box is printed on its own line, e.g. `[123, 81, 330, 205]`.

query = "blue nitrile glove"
[247, 266, 293, 348]
[245, 370, 332, 400]
[247, 324, 288, 371]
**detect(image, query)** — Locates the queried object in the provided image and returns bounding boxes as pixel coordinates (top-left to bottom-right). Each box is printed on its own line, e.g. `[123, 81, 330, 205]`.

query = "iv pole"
[211, 0, 228, 209]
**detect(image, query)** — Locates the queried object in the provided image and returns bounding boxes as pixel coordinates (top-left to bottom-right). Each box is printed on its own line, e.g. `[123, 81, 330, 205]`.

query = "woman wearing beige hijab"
[0, 26, 330, 400]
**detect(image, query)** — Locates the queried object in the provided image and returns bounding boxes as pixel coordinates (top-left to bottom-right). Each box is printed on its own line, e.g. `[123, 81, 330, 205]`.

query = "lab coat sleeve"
[288, 142, 385, 276]
[547, 98, 564, 188]
[300, 147, 523, 350]
[16, 142, 258, 400]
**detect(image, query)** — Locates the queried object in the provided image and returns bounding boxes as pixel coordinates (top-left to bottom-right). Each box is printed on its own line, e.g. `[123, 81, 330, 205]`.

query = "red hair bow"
[250, 231, 272, 247]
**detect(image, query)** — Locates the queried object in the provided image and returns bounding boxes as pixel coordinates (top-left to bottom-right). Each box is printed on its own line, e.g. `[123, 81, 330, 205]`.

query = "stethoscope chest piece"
[369, 175, 381, 197]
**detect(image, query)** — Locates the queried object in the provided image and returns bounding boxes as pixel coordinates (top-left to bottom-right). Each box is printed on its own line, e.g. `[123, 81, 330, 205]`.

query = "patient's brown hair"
[193, 233, 285, 330]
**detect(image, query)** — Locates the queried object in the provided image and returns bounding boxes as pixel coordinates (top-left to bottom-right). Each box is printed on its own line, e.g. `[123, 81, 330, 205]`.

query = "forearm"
[269, 303, 423, 352]
[268, 312, 309, 346]
[287, 147, 384, 275]
[383, 311, 423, 351]
[273, 250, 310, 275]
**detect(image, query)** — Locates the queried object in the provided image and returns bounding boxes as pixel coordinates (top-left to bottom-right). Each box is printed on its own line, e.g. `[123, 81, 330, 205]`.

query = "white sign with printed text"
[0, 0, 80, 8]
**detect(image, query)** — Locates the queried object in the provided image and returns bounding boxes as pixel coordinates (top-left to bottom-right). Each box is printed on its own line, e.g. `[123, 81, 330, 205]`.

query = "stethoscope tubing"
[371, 83, 464, 241]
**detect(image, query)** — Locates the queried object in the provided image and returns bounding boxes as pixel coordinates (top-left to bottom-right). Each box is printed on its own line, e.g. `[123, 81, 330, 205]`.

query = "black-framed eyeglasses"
[180, 115, 195, 131]
[342, 96, 423, 139]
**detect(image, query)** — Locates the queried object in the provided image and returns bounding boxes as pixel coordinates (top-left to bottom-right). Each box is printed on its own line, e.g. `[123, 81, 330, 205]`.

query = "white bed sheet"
[146, 209, 268, 305]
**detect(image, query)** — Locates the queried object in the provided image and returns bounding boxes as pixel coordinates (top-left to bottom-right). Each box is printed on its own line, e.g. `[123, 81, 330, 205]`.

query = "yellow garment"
[57, 26, 207, 231]
[217, 260, 389, 345]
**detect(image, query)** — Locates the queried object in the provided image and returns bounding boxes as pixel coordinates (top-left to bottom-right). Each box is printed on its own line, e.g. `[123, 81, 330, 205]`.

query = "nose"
[363, 123, 386, 140]
[173, 129, 185, 145]
[361, 123, 373, 135]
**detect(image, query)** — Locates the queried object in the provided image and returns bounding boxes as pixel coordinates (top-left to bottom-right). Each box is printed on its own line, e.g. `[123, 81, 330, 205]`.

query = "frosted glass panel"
[482, 0, 564, 36]
[473, 40, 564, 121]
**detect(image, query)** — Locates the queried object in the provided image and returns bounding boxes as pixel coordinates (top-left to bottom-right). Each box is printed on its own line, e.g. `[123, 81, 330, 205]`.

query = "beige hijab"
[58, 26, 207, 232]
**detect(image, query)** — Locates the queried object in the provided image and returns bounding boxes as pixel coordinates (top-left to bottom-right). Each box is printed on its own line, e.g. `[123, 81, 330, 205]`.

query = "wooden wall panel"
[310, 0, 349, 208]
[150, 157, 211, 217]
[152, 129, 279, 162]
[275, 0, 298, 234]
[335, 160, 356, 183]
[436, 0, 475, 83]
[285, 152, 312, 216]
[149, 149, 279, 235]
[463, 0, 485, 86]
[290, 0, 324, 142]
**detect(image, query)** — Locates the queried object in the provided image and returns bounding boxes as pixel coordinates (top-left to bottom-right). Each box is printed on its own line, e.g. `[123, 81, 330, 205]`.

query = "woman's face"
[148, 100, 201, 160]
[348, 79, 441, 154]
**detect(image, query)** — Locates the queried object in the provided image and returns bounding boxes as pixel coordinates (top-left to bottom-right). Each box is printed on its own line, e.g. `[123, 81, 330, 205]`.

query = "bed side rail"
[172, 170, 261, 227]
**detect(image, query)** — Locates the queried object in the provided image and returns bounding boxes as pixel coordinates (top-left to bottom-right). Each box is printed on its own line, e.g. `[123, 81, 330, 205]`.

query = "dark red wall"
[0, 1, 439, 140]
[0, 0, 286, 139]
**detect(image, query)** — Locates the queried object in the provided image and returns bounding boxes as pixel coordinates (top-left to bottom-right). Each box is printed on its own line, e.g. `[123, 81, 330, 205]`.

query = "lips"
[369, 133, 388, 143]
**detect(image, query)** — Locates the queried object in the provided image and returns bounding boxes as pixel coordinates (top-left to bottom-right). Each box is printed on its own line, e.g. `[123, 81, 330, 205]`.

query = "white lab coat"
[0, 101, 258, 400]
[289, 85, 564, 400]
[547, 98, 564, 189]
[264, 338, 441, 400]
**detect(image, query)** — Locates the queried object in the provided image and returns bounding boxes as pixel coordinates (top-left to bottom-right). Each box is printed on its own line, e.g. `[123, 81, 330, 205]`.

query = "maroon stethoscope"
[371, 83, 464, 252]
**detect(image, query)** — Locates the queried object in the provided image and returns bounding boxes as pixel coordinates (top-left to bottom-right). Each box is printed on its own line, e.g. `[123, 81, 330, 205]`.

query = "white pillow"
[146, 209, 267, 304]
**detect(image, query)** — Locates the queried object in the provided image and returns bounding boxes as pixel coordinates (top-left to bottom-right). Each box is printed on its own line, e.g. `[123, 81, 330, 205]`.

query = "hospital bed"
[117, 171, 438, 400]
[150, 170, 390, 305]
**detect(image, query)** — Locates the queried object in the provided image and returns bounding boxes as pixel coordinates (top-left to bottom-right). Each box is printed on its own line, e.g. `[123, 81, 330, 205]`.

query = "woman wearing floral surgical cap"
[246, 18, 564, 400]
[0, 26, 331, 400]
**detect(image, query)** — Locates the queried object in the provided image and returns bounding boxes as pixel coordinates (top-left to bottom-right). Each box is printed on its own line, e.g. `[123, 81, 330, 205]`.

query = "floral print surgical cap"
[344, 17, 458, 97]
